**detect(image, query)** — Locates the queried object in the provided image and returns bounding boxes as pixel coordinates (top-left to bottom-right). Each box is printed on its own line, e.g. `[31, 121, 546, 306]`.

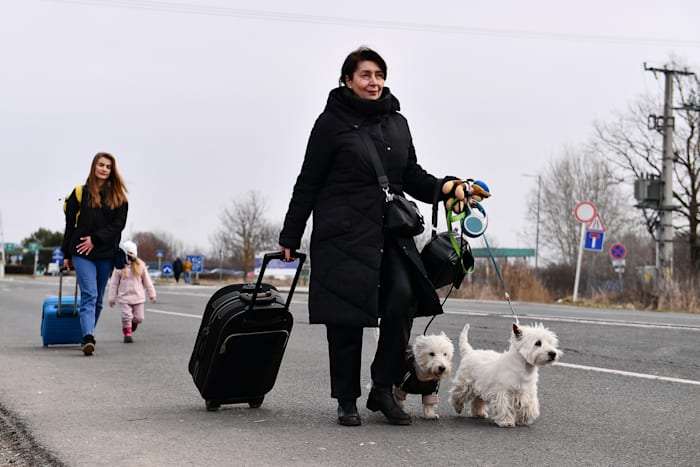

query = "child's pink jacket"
[108, 261, 156, 305]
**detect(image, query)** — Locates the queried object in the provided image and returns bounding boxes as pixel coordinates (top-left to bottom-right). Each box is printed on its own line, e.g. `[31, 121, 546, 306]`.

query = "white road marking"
[148, 308, 201, 319]
[444, 309, 700, 332]
[148, 306, 700, 387]
[555, 362, 700, 386]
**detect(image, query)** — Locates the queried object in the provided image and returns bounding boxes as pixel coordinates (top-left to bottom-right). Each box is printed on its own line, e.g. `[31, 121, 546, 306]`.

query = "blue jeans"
[73, 256, 114, 337]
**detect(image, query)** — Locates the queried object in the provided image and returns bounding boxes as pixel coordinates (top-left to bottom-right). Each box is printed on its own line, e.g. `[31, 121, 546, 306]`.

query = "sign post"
[573, 201, 597, 302]
[186, 255, 204, 284]
[156, 249, 164, 276]
[610, 243, 627, 301]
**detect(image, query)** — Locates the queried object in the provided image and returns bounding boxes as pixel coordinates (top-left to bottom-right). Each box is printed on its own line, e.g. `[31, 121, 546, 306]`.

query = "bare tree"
[132, 231, 182, 261]
[214, 191, 278, 278]
[529, 146, 636, 267]
[591, 62, 700, 271]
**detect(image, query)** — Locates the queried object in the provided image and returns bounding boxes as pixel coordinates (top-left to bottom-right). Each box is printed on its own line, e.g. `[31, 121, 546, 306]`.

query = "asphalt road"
[0, 276, 698, 466]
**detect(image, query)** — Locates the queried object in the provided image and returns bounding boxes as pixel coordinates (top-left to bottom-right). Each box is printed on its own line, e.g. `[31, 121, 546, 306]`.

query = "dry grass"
[447, 266, 553, 304]
[157, 267, 700, 313]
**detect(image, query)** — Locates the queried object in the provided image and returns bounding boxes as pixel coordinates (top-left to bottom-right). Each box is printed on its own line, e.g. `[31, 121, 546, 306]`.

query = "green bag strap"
[445, 199, 474, 275]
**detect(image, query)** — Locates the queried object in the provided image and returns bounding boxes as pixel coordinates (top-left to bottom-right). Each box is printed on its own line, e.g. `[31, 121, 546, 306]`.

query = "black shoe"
[123, 335, 134, 343]
[131, 321, 138, 333]
[82, 334, 96, 356]
[337, 399, 361, 426]
[366, 387, 411, 425]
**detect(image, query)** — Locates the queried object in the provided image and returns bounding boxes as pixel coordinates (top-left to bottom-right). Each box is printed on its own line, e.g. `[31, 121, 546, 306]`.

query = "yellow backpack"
[63, 185, 83, 228]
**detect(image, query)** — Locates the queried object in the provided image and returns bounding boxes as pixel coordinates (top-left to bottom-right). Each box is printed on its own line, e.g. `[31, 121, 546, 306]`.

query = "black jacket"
[62, 185, 128, 261]
[280, 87, 453, 327]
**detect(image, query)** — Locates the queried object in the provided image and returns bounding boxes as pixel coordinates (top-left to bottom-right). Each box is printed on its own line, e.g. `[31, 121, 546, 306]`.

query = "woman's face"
[345, 60, 385, 100]
[94, 157, 112, 182]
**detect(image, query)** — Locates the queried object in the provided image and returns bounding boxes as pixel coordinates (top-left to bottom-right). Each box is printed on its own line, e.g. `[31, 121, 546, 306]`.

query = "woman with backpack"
[62, 152, 128, 356]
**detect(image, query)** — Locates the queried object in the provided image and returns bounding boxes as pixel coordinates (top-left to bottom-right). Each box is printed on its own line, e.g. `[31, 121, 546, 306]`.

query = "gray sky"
[1, 0, 699, 257]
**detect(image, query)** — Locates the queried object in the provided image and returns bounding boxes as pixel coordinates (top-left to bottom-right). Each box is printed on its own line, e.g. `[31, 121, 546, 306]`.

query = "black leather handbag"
[383, 192, 425, 237]
[358, 128, 424, 237]
[420, 185, 473, 289]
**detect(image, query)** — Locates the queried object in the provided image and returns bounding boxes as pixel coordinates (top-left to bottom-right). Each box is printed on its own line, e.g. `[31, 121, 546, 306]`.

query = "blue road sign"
[162, 263, 173, 275]
[584, 231, 605, 251]
[51, 247, 64, 264]
[156, 249, 164, 258]
[609, 243, 626, 259]
[186, 255, 204, 273]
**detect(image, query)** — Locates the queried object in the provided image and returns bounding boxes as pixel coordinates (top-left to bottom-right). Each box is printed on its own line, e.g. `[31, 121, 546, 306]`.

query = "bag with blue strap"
[421, 179, 491, 289]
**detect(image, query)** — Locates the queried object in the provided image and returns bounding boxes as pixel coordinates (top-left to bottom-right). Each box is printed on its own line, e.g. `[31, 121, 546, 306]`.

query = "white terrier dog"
[392, 332, 454, 420]
[450, 322, 561, 427]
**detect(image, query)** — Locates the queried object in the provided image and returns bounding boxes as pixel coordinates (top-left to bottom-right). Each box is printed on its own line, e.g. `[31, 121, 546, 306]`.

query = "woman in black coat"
[279, 47, 479, 426]
[63, 152, 128, 356]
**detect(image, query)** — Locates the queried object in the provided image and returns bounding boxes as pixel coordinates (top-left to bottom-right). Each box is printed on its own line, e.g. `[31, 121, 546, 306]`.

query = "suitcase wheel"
[205, 400, 221, 412]
[248, 397, 264, 409]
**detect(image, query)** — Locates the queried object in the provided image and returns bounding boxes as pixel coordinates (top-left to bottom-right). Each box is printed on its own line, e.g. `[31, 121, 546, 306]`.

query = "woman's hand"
[280, 246, 295, 262]
[442, 180, 468, 213]
[442, 179, 491, 213]
[76, 236, 94, 255]
[62, 258, 72, 270]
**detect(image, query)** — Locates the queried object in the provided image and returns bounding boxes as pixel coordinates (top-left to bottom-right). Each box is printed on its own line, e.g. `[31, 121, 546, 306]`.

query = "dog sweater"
[393, 349, 440, 405]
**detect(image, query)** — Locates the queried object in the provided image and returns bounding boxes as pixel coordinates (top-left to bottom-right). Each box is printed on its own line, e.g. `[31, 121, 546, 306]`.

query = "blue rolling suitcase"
[41, 271, 83, 347]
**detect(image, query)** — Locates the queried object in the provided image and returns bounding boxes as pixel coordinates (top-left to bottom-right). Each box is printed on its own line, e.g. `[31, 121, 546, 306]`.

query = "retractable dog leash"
[424, 180, 520, 331]
[482, 235, 520, 325]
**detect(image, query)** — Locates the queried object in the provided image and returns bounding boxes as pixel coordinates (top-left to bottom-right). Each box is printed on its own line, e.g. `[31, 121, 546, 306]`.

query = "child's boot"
[123, 327, 133, 343]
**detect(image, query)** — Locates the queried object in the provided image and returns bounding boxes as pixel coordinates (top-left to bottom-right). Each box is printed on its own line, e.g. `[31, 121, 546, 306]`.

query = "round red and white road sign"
[574, 201, 597, 223]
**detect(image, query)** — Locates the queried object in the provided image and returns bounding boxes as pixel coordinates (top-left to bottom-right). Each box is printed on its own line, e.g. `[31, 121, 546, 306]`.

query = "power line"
[44, 0, 700, 48]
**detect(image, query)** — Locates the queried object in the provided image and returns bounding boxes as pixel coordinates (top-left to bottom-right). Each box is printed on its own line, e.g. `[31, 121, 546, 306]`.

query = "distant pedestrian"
[108, 241, 156, 343]
[173, 257, 183, 283]
[183, 258, 192, 284]
[62, 152, 128, 356]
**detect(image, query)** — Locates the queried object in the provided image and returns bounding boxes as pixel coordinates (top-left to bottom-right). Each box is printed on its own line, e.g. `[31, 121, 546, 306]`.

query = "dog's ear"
[513, 323, 522, 339]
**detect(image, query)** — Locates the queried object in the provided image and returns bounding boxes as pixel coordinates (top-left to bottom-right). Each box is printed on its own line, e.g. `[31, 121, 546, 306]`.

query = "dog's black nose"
[438, 366, 446, 372]
[548, 351, 557, 360]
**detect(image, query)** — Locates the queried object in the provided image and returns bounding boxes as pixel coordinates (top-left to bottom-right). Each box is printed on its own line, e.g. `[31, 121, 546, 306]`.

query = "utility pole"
[644, 63, 695, 308]
[523, 173, 542, 271]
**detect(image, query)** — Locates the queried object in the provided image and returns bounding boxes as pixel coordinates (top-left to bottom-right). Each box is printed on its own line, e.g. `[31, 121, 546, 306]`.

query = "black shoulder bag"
[357, 127, 424, 237]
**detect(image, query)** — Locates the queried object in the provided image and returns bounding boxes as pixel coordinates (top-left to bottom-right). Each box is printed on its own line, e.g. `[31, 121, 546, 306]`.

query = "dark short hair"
[339, 47, 387, 86]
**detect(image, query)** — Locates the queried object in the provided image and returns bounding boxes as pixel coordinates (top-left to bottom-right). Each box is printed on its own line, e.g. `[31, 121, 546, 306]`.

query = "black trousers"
[325, 239, 415, 400]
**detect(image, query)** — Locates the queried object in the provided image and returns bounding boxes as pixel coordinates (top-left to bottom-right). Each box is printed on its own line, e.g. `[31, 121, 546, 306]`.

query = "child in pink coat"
[108, 241, 156, 343]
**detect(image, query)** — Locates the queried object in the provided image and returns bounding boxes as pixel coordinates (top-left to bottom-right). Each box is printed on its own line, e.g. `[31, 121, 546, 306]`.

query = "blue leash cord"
[482, 235, 519, 324]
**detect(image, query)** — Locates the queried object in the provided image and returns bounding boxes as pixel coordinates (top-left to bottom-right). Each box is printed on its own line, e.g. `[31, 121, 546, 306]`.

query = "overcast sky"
[1, 0, 698, 258]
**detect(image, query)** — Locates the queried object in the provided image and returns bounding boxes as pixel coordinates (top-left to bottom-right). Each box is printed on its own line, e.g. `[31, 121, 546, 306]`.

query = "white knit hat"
[120, 240, 138, 257]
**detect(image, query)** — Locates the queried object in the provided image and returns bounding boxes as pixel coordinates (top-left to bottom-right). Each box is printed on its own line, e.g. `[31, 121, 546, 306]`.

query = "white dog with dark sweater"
[450, 322, 561, 427]
[392, 332, 454, 420]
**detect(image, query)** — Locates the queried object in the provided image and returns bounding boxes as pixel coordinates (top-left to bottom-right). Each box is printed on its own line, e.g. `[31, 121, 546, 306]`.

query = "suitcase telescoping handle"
[250, 251, 307, 310]
[58, 269, 79, 317]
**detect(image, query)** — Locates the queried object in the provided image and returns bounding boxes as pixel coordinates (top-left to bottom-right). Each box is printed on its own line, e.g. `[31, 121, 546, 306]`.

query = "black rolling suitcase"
[188, 251, 306, 411]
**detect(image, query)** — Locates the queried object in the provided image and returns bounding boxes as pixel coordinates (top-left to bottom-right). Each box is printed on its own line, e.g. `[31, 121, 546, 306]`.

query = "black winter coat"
[280, 87, 453, 327]
[62, 185, 128, 261]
